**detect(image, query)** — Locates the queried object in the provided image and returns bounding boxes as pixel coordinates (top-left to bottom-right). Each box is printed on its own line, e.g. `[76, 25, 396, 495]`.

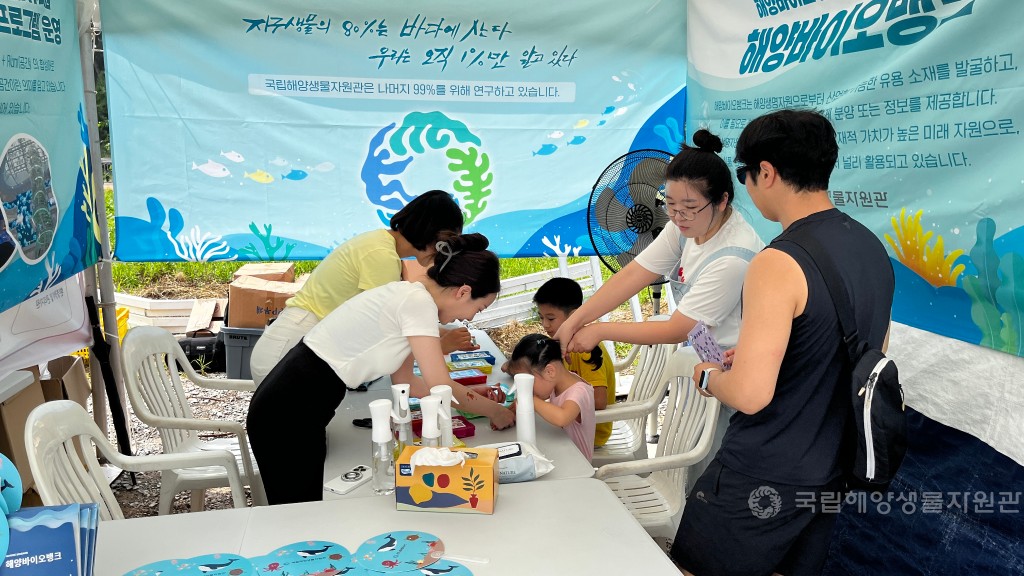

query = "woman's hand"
[722, 348, 736, 370]
[489, 405, 516, 430]
[552, 315, 582, 358]
[565, 324, 602, 354]
[440, 327, 479, 354]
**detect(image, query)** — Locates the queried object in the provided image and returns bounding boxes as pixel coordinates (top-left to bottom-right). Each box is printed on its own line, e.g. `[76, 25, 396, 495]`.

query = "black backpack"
[784, 234, 907, 491]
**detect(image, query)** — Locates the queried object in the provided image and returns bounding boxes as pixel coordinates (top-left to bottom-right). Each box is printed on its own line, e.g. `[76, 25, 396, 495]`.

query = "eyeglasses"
[663, 200, 713, 221]
[735, 165, 750, 185]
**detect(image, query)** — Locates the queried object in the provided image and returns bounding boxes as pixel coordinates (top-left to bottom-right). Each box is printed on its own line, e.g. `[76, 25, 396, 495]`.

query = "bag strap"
[777, 229, 866, 361]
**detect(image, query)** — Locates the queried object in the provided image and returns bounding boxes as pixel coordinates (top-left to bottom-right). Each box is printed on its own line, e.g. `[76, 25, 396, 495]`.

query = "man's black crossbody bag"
[783, 233, 907, 491]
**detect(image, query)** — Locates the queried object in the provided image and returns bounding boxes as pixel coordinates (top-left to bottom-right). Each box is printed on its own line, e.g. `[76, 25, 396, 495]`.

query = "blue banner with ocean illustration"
[101, 0, 687, 262]
[686, 0, 1024, 357]
[0, 0, 100, 314]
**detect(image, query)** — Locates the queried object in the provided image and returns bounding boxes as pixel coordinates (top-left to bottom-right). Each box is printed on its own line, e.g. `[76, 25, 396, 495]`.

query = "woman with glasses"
[554, 129, 764, 480]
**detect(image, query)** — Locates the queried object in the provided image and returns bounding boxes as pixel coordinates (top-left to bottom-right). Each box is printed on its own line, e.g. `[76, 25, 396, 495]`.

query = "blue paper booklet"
[3, 503, 97, 575]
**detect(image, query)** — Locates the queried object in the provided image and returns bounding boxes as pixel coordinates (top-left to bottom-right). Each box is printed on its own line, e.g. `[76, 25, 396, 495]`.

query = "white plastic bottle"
[368, 398, 396, 495]
[430, 385, 456, 447]
[419, 395, 442, 448]
[513, 373, 537, 447]
[390, 384, 413, 457]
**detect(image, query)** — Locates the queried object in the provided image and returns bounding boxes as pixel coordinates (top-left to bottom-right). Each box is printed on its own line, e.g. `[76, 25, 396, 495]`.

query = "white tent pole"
[78, 0, 125, 433]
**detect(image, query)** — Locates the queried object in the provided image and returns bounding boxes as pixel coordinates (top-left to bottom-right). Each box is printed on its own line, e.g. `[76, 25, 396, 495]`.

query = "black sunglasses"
[735, 165, 750, 185]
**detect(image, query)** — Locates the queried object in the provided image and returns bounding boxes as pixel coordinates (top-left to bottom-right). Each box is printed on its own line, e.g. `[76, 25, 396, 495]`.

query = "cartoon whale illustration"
[532, 144, 558, 156]
[219, 150, 245, 163]
[191, 160, 230, 178]
[244, 169, 274, 184]
[420, 565, 456, 576]
[197, 558, 238, 573]
[376, 534, 398, 553]
[282, 169, 308, 181]
[296, 544, 331, 557]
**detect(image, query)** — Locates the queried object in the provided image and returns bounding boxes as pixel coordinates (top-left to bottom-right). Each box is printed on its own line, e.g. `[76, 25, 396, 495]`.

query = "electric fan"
[587, 149, 673, 313]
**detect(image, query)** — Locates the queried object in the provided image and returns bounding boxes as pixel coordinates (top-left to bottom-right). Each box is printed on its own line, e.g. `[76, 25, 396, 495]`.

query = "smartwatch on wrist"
[698, 367, 720, 392]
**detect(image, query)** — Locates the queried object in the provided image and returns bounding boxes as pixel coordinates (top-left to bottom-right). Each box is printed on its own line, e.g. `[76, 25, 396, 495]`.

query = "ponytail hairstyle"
[509, 333, 563, 374]
[425, 232, 500, 298]
[665, 129, 734, 207]
[390, 190, 465, 250]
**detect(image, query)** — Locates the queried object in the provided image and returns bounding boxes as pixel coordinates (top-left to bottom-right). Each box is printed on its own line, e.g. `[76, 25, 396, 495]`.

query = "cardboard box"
[40, 356, 91, 409]
[0, 370, 45, 492]
[396, 446, 498, 514]
[232, 262, 295, 283]
[227, 275, 302, 328]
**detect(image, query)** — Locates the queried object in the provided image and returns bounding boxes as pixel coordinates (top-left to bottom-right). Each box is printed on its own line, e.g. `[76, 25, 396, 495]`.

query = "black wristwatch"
[698, 367, 720, 392]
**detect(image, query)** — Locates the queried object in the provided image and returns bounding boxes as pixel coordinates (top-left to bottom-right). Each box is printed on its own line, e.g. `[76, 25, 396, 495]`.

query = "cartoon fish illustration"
[611, 75, 622, 82]
[613, 107, 629, 117]
[313, 161, 335, 172]
[282, 169, 308, 181]
[566, 136, 587, 146]
[597, 120, 607, 126]
[191, 160, 230, 178]
[614, 95, 624, 102]
[546, 130, 564, 139]
[219, 150, 245, 163]
[269, 156, 289, 166]
[532, 144, 558, 156]
[627, 82, 636, 91]
[602, 106, 616, 115]
[573, 119, 589, 129]
[244, 169, 274, 184]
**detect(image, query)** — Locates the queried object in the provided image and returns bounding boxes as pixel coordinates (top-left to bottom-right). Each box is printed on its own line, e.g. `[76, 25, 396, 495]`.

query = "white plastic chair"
[595, 349, 720, 538]
[24, 400, 246, 521]
[592, 327, 677, 466]
[121, 326, 266, 513]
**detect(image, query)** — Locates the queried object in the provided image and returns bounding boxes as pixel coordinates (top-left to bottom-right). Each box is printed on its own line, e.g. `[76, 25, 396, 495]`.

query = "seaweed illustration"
[389, 111, 481, 156]
[28, 252, 61, 297]
[167, 225, 234, 262]
[653, 117, 684, 151]
[961, 218, 1024, 355]
[446, 146, 492, 225]
[237, 222, 295, 260]
[885, 208, 965, 287]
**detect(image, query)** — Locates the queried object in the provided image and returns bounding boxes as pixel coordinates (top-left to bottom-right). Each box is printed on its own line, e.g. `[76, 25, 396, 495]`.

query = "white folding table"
[323, 329, 595, 498]
[96, 479, 680, 575]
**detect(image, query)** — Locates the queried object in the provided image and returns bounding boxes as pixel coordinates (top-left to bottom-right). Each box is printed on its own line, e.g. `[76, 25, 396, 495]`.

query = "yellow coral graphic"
[78, 144, 101, 243]
[885, 208, 964, 287]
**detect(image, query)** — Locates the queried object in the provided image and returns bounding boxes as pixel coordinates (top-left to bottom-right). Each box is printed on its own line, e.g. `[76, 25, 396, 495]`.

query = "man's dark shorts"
[671, 460, 842, 576]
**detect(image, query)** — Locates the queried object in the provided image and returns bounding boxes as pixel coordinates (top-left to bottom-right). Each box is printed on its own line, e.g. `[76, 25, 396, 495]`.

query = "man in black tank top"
[671, 110, 895, 576]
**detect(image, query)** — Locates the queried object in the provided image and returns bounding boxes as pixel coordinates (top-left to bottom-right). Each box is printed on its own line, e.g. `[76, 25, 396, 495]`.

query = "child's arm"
[533, 396, 582, 429]
[592, 385, 608, 410]
[407, 335, 516, 430]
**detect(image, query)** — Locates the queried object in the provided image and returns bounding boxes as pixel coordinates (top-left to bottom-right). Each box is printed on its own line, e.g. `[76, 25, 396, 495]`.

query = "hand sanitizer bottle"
[430, 385, 456, 447]
[368, 398, 396, 495]
[391, 384, 413, 457]
[419, 395, 442, 448]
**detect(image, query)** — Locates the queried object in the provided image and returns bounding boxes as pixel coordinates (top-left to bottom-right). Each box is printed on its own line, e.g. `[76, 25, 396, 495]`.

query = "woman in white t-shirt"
[247, 233, 516, 505]
[554, 129, 765, 483]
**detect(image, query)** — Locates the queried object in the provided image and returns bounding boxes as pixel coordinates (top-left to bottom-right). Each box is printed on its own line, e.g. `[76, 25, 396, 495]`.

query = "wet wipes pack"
[476, 441, 555, 483]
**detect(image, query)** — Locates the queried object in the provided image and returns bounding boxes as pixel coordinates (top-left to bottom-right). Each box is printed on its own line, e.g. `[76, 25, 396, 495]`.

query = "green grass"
[104, 190, 591, 292]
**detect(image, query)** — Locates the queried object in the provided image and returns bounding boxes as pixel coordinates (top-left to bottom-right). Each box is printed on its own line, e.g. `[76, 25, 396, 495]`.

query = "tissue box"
[396, 446, 498, 514]
[445, 359, 492, 374]
[449, 351, 496, 365]
[448, 369, 487, 385]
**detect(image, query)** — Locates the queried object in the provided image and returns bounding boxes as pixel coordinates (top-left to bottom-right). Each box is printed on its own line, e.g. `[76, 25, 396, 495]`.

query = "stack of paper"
[3, 503, 98, 576]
